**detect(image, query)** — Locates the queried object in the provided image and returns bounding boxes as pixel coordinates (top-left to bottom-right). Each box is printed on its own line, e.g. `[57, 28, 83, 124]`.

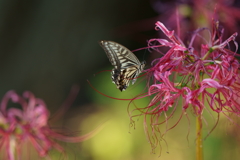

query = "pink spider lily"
[129, 20, 240, 154]
[0, 90, 98, 160]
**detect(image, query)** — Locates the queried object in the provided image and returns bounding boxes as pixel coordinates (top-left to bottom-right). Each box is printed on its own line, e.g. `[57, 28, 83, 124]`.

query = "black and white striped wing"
[99, 40, 145, 91]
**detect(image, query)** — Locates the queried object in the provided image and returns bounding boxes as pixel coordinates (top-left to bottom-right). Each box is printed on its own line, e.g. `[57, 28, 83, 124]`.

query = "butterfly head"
[141, 61, 146, 65]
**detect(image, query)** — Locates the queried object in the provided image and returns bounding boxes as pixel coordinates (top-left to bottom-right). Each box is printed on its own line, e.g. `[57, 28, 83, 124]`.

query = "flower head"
[130, 20, 240, 151]
[0, 90, 98, 160]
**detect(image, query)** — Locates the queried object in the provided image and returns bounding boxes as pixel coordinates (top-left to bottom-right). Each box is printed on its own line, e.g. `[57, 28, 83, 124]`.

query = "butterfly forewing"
[99, 40, 145, 91]
[99, 41, 119, 67]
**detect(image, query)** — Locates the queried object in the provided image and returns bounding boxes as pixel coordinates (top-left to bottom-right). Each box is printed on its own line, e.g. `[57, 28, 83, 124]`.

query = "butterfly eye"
[99, 40, 145, 91]
[141, 61, 146, 65]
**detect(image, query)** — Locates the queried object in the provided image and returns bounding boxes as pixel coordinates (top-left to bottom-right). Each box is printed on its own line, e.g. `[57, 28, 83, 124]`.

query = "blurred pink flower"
[112, 0, 240, 45]
[151, 0, 240, 40]
[0, 90, 98, 160]
[130, 20, 240, 151]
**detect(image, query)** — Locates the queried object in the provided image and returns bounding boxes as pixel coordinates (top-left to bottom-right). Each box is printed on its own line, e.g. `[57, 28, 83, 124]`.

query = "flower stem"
[196, 114, 203, 160]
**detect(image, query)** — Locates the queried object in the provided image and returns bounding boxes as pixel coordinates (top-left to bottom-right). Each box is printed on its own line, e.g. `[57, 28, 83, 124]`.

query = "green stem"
[202, 48, 213, 60]
[196, 114, 203, 160]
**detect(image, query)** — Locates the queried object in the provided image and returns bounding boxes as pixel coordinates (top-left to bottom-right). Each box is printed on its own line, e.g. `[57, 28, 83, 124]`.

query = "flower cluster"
[0, 90, 96, 160]
[130, 21, 240, 151]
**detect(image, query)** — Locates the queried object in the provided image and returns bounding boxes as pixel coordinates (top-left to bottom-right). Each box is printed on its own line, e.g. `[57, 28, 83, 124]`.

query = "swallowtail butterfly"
[99, 40, 145, 91]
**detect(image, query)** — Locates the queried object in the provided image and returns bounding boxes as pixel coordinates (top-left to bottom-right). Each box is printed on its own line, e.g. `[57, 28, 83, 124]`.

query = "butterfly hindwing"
[99, 40, 145, 91]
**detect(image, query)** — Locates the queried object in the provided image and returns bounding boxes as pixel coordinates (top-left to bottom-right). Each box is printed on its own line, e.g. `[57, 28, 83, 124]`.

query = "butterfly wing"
[99, 40, 145, 91]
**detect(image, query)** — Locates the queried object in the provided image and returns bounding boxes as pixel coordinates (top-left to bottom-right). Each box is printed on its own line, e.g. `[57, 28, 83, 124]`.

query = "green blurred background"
[0, 0, 240, 160]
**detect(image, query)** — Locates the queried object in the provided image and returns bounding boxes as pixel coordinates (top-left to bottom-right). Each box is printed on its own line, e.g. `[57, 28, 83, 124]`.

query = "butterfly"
[99, 40, 145, 91]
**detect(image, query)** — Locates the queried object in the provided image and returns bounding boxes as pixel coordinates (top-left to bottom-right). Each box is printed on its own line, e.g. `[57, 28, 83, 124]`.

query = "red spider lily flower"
[0, 90, 99, 160]
[130, 20, 240, 152]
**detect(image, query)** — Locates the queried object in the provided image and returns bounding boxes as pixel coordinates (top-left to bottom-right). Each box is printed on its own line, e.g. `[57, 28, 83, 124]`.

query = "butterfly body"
[99, 40, 145, 91]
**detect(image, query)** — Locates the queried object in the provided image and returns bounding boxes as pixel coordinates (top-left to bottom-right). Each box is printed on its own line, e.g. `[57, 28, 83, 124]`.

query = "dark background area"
[0, 0, 157, 110]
